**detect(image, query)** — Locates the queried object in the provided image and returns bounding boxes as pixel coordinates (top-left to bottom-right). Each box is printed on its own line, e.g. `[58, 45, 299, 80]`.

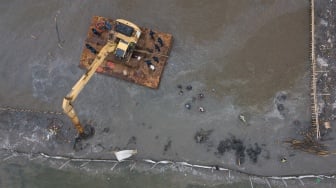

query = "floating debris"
[114, 150, 137, 161]
[286, 127, 329, 156]
[179, 90, 184, 96]
[280, 157, 287, 163]
[277, 104, 285, 111]
[186, 85, 192, 91]
[194, 129, 213, 143]
[239, 114, 247, 124]
[246, 143, 262, 163]
[198, 93, 205, 99]
[185, 103, 191, 110]
[47, 118, 63, 136]
[30, 34, 37, 40]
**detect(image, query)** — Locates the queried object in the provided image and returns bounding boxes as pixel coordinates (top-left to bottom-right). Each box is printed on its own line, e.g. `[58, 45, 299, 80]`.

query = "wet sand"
[1, 0, 336, 186]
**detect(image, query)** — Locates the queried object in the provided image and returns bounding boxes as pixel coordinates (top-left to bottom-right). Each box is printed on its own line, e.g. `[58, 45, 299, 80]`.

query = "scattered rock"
[186, 85, 192, 91]
[177, 84, 183, 89]
[199, 107, 205, 112]
[179, 90, 184, 95]
[73, 138, 90, 151]
[103, 127, 110, 133]
[246, 143, 262, 163]
[217, 136, 246, 165]
[277, 104, 285, 111]
[198, 93, 204, 99]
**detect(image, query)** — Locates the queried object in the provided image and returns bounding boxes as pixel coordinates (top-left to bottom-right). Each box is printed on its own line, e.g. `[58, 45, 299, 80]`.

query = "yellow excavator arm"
[62, 41, 117, 138]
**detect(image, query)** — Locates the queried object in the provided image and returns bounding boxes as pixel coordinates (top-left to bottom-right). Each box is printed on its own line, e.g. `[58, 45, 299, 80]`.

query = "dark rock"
[179, 90, 184, 95]
[103, 127, 110, 133]
[194, 129, 213, 143]
[277, 104, 285, 111]
[217, 136, 246, 165]
[246, 143, 262, 163]
[186, 85, 192, 91]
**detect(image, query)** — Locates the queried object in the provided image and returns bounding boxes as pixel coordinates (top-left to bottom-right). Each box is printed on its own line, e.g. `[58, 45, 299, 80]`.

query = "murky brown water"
[201, 7, 310, 107]
[0, 0, 320, 187]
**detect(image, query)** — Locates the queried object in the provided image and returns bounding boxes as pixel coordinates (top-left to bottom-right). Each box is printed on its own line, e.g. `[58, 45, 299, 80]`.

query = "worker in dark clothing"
[149, 30, 155, 40]
[105, 21, 112, 30]
[154, 44, 161, 52]
[91, 28, 101, 36]
[152, 56, 159, 63]
[157, 37, 164, 47]
[85, 44, 98, 54]
[145, 60, 155, 71]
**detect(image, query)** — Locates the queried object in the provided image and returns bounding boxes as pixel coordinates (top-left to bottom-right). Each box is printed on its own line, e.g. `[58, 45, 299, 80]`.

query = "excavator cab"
[113, 19, 141, 60]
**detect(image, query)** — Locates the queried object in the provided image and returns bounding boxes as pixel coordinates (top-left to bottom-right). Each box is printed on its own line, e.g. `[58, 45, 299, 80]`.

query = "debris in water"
[239, 114, 247, 124]
[217, 136, 246, 165]
[186, 85, 192, 91]
[246, 143, 262, 163]
[30, 34, 37, 40]
[103, 127, 110, 133]
[179, 90, 184, 96]
[280, 157, 287, 163]
[185, 103, 191, 110]
[286, 127, 329, 156]
[114, 150, 137, 161]
[277, 104, 285, 111]
[194, 129, 213, 143]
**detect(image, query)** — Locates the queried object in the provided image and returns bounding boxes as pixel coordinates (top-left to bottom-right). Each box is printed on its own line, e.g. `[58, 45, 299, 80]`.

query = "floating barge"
[79, 16, 173, 89]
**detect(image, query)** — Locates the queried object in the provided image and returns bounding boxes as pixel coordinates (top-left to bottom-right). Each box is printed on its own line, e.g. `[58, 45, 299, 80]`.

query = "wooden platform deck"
[79, 16, 173, 89]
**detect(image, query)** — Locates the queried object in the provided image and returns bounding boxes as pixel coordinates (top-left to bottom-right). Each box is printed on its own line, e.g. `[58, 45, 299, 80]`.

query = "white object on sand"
[114, 150, 137, 161]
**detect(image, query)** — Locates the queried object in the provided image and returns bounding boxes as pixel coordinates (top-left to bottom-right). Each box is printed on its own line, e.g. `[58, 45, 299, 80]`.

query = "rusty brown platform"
[79, 16, 173, 89]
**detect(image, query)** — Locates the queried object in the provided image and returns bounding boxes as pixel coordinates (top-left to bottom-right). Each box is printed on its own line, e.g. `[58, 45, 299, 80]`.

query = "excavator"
[62, 19, 142, 140]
